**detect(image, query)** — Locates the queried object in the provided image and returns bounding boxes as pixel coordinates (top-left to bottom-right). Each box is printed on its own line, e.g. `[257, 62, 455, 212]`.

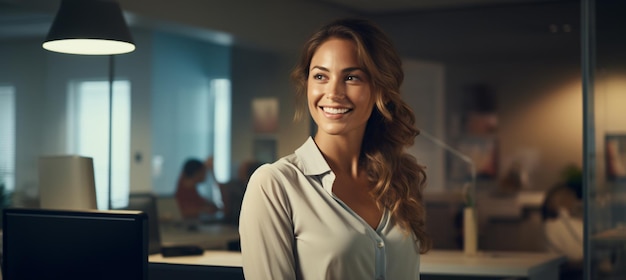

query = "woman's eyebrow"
[310, 65, 363, 73]
[310, 65, 329, 72]
[342, 67, 363, 73]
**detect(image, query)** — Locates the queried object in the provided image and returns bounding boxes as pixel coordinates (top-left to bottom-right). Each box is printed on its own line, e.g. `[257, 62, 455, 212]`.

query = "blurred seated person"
[175, 158, 219, 221]
[541, 183, 583, 280]
[219, 160, 263, 225]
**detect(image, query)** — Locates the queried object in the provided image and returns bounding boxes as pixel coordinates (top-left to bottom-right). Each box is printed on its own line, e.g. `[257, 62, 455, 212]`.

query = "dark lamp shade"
[43, 0, 135, 55]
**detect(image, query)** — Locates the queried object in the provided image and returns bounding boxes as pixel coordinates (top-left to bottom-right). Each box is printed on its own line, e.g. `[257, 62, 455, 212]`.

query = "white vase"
[464, 206, 478, 255]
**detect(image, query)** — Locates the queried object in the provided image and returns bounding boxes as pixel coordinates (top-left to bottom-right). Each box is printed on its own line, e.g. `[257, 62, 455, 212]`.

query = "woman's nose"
[325, 79, 346, 100]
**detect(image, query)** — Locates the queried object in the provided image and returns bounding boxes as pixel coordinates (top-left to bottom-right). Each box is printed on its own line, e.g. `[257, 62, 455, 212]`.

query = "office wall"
[402, 60, 446, 191]
[151, 31, 231, 195]
[0, 39, 47, 197]
[445, 60, 583, 191]
[230, 46, 306, 164]
[118, 29, 154, 194]
[594, 67, 626, 188]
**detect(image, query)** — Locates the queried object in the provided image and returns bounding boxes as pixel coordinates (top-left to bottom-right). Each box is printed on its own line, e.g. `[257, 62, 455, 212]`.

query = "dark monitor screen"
[2, 208, 148, 280]
[121, 193, 162, 254]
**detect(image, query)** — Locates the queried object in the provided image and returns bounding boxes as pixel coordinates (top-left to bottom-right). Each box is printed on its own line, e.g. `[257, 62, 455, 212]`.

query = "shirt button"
[377, 241, 384, 248]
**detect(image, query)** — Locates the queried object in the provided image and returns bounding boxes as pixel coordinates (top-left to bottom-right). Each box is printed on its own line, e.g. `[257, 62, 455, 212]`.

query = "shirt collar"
[294, 136, 331, 176]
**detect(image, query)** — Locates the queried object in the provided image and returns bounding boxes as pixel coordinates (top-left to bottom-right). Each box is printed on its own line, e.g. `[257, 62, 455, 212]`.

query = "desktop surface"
[149, 251, 244, 280]
[148, 249, 565, 280]
[160, 222, 239, 250]
[420, 250, 565, 279]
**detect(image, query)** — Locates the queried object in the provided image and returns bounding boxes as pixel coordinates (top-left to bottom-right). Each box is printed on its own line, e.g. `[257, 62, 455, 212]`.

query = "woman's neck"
[314, 134, 363, 178]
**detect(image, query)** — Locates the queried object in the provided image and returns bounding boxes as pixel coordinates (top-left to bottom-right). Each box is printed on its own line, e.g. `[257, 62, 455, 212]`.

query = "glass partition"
[585, 0, 626, 279]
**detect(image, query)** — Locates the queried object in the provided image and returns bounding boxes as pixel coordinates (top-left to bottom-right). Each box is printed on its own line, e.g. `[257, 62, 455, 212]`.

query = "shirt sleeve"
[239, 164, 296, 279]
[544, 210, 583, 261]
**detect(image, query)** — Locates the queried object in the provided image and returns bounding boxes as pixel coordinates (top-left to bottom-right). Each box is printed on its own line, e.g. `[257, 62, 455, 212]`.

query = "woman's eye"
[312, 74, 324, 80]
[346, 75, 360, 81]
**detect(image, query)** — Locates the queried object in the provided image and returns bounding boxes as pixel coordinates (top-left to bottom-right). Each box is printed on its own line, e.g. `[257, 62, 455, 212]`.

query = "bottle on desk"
[464, 206, 478, 256]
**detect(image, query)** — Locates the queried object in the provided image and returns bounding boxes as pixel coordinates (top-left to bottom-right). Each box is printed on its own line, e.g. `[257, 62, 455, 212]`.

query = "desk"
[149, 251, 243, 280]
[593, 227, 626, 242]
[159, 223, 239, 250]
[150, 251, 241, 267]
[149, 250, 565, 280]
[421, 250, 565, 280]
[592, 227, 626, 278]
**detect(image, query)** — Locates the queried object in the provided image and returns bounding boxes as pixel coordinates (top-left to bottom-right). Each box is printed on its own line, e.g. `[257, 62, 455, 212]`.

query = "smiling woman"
[239, 18, 430, 280]
[307, 38, 374, 140]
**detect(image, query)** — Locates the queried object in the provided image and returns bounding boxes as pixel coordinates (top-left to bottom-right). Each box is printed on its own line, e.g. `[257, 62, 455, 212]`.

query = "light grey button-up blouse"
[239, 137, 421, 280]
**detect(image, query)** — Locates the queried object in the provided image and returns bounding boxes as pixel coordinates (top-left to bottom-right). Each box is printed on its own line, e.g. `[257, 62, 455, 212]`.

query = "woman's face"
[307, 38, 375, 139]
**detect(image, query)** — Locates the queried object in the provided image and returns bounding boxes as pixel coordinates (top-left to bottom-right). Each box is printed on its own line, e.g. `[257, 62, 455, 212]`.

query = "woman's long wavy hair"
[291, 18, 431, 253]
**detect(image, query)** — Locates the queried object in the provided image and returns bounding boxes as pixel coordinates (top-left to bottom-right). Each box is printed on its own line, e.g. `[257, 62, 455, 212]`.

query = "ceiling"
[0, 0, 571, 40]
[318, 0, 560, 14]
[0, 4, 53, 39]
[0, 0, 580, 63]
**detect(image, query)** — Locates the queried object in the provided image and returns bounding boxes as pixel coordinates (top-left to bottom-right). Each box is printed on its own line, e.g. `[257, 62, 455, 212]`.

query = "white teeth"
[323, 107, 350, 114]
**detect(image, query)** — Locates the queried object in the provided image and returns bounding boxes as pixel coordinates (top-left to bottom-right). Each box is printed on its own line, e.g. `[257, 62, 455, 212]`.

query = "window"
[67, 80, 131, 209]
[0, 86, 15, 193]
[212, 78, 231, 184]
[209, 79, 231, 206]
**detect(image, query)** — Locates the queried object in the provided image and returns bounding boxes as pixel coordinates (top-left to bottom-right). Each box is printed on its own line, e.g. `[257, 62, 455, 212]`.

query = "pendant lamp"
[42, 0, 135, 210]
[43, 0, 135, 55]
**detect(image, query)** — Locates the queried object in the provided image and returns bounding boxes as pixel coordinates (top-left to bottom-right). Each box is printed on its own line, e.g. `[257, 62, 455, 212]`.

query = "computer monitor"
[2, 208, 148, 280]
[122, 193, 162, 254]
[120, 193, 204, 257]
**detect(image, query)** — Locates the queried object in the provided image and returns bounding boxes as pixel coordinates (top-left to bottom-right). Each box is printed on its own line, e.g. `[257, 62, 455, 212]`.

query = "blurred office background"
[0, 0, 624, 278]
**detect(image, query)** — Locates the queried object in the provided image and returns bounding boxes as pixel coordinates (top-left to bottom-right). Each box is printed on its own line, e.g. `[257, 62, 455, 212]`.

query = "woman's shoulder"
[249, 154, 301, 184]
[244, 155, 303, 211]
